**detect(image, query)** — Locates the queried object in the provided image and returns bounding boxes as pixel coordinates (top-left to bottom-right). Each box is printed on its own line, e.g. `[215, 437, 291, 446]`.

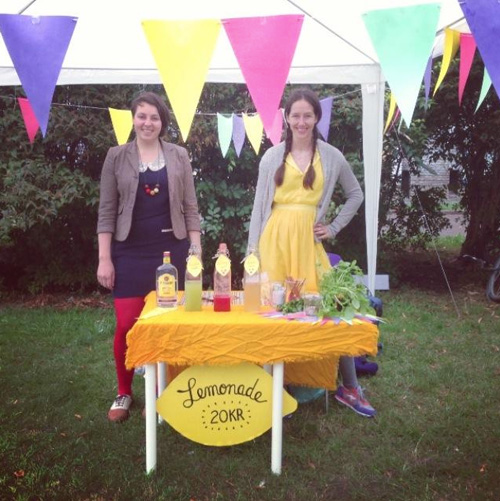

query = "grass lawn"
[1, 246, 499, 500]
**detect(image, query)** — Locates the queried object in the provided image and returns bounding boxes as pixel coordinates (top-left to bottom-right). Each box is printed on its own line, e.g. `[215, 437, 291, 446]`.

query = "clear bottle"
[184, 244, 203, 312]
[243, 245, 261, 312]
[213, 243, 231, 312]
[156, 251, 178, 308]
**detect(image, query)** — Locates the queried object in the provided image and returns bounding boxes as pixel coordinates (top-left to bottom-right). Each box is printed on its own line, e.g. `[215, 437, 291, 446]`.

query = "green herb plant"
[318, 260, 376, 321]
[277, 297, 304, 314]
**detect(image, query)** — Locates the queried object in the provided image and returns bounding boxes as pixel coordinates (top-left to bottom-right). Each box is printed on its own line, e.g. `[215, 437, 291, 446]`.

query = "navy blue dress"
[111, 166, 190, 298]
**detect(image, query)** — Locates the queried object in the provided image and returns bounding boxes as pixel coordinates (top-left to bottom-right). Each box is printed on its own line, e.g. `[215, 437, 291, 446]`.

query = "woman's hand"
[313, 223, 332, 240]
[97, 258, 115, 290]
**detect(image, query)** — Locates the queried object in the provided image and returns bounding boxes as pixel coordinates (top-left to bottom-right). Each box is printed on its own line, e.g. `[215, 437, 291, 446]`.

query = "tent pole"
[18, 1, 38, 14]
[361, 71, 385, 295]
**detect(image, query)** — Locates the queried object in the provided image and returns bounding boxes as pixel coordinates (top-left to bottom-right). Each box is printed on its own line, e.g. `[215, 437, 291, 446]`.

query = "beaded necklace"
[138, 144, 165, 196]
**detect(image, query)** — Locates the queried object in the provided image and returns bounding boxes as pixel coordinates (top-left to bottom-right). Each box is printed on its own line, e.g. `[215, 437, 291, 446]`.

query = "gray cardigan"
[248, 140, 363, 247]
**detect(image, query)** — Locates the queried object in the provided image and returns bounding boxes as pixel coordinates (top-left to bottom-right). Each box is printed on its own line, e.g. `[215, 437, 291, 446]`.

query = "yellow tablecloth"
[126, 292, 378, 390]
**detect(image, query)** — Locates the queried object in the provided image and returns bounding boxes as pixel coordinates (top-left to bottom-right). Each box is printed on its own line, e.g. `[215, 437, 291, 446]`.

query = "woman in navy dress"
[97, 92, 201, 422]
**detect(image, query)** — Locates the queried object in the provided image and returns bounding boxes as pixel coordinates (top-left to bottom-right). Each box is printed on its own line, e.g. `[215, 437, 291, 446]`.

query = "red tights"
[113, 297, 145, 396]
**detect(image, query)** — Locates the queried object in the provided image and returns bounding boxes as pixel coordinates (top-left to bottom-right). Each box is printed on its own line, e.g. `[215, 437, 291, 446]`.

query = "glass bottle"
[156, 251, 178, 308]
[213, 243, 231, 312]
[184, 244, 203, 312]
[243, 245, 261, 312]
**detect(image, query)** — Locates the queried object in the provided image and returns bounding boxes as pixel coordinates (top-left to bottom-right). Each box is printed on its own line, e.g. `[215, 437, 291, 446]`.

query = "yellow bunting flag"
[142, 19, 221, 142]
[433, 28, 460, 96]
[242, 113, 263, 155]
[384, 92, 397, 134]
[108, 108, 133, 145]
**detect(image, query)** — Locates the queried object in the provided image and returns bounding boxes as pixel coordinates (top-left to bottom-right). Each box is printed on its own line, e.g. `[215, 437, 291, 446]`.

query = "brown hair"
[274, 89, 322, 189]
[131, 91, 171, 137]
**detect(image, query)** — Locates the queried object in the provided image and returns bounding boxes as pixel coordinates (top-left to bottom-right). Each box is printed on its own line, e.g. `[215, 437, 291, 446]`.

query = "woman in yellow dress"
[248, 88, 376, 417]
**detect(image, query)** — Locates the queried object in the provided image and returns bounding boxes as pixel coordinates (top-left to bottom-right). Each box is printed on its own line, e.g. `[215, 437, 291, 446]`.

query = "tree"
[426, 55, 500, 259]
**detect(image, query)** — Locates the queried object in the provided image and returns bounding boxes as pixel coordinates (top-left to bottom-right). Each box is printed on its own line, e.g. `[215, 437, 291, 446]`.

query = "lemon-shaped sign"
[215, 255, 231, 277]
[186, 255, 202, 277]
[244, 254, 260, 276]
[157, 363, 297, 446]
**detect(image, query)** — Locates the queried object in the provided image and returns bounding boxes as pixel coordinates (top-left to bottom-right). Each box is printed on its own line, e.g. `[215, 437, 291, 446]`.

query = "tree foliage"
[425, 55, 500, 259]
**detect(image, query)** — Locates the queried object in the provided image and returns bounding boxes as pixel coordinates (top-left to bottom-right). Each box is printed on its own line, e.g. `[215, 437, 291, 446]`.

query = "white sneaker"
[107, 394, 132, 423]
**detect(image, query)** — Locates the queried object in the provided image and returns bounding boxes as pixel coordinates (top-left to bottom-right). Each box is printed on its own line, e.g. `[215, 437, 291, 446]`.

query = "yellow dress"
[259, 152, 337, 389]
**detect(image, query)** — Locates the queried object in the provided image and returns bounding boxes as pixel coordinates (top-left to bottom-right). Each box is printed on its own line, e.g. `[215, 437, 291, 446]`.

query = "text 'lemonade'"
[184, 244, 203, 312]
[156, 251, 178, 308]
[213, 243, 231, 312]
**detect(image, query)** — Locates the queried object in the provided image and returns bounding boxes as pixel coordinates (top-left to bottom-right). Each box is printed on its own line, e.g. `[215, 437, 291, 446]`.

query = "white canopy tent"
[0, 0, 466, 292]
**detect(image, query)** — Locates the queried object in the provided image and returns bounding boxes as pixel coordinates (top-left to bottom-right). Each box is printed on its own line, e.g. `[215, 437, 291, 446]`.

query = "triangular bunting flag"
[460, 0, 500, 100]
[242, 113, 263, 155]
[423, 55, 433, 106]
[109, 108, 133, 145]
[232, 114, 245, 157]
[223, 15, 303, 138]
[217, 113, 233, 157]
[433, 28, 460, 96]
[142, 19, 221, 142]
[266, 109, 283, 146]
[317, 97, 333, 142]
[363, 4, 440, 127]
[0, 14, 77, 136]
[475, 67, 492, 113]
[458, 33, 476, 105]
[387, 108, 401, 135]
[384, 92, 398, 134]
[17, 97, 40, 143]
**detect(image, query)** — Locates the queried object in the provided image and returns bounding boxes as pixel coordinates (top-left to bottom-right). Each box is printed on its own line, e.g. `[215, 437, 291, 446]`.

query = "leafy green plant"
[277, 297, 304, 314]
[318, 260, 375, 321]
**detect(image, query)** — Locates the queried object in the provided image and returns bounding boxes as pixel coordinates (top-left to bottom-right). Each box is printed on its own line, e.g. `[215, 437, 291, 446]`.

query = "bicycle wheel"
[486, 256, 500, 303]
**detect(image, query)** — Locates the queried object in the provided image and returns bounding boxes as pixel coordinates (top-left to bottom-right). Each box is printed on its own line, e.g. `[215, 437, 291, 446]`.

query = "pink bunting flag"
[0, 14, 78, 136]
[266, 109, 283, 146]
[460, 0, 500, 100]
[223, 15, 304, 138]
[17, 97, 40, 143]
[458, 33, 476, 105]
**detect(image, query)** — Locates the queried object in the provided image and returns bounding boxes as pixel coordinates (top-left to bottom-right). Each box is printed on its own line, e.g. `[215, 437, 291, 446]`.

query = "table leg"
[157, 362, 167, 424]
[271, 362, 284, 475]
[145, 363, 157, 473]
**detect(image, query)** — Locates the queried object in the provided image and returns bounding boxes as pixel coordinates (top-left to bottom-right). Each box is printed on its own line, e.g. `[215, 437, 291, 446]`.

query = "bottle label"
[187, 255, 202, 277]
[244, 254, 260, 276]
[215, 255, 231, 277]
[158, 273, 176, 298]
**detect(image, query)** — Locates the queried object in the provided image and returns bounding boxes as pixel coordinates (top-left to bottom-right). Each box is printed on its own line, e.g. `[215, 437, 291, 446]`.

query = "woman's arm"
[97, 232, 115, 290]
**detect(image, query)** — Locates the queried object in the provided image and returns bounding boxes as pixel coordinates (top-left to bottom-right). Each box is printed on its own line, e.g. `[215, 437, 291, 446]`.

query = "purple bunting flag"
[0, 14, 78, 136]
[460, 0, 500, 100]
[232, 114, 246, 157]
[317, 97, 334, 141]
